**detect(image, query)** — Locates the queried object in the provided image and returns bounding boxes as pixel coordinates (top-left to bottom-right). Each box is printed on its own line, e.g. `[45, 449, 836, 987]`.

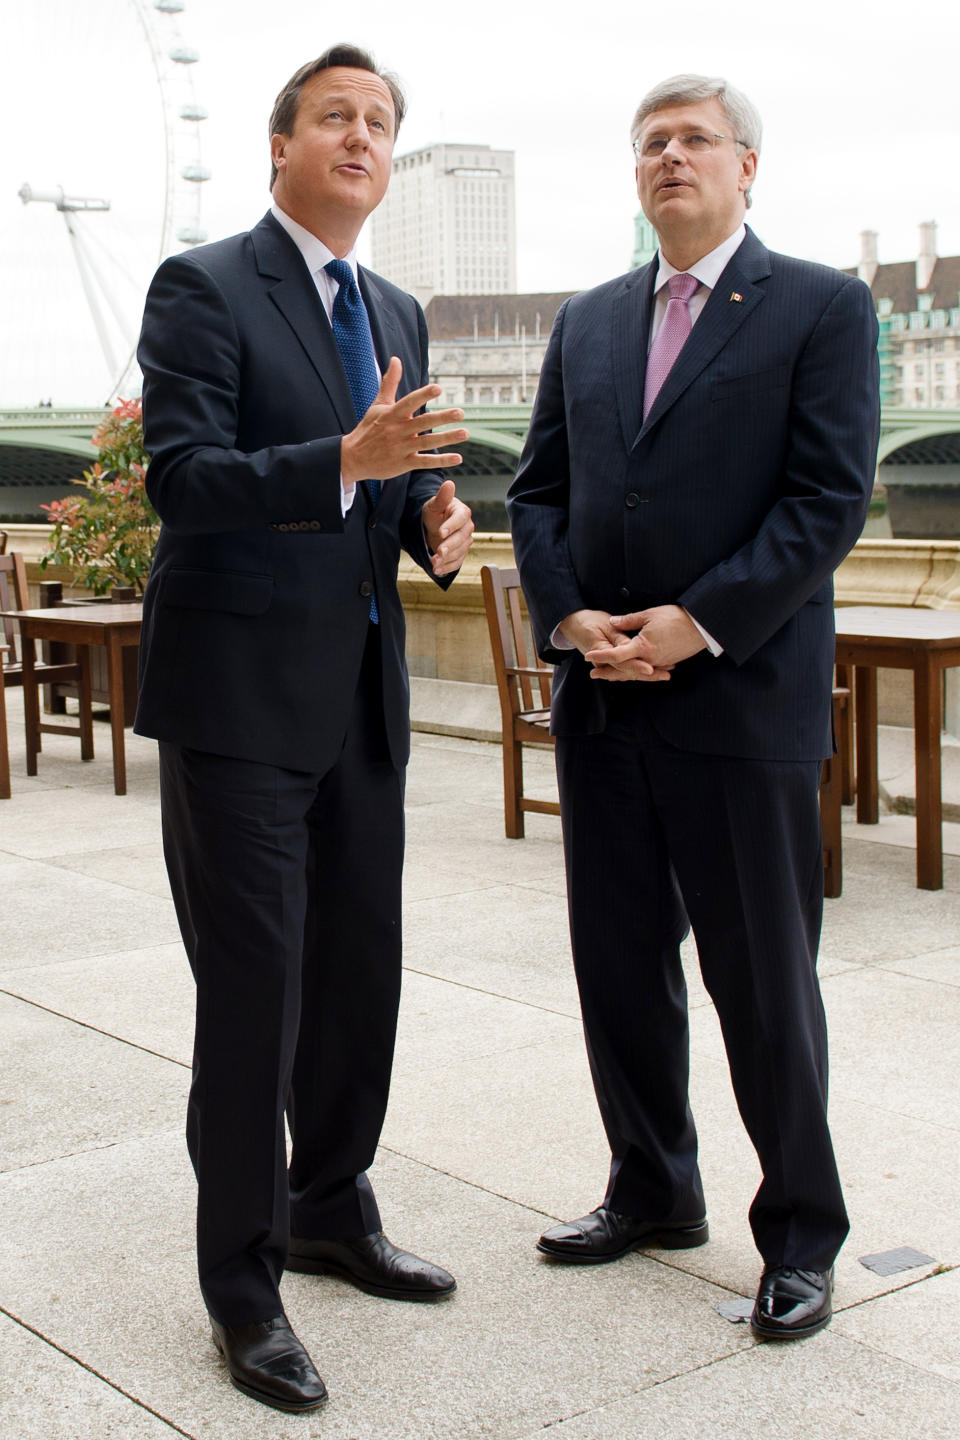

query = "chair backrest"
[480, 564, 552, 716]
[0, 552, 29, 666]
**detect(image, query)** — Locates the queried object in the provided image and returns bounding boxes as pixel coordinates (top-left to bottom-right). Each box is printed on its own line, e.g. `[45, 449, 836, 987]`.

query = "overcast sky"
[2, 0, 957, 406]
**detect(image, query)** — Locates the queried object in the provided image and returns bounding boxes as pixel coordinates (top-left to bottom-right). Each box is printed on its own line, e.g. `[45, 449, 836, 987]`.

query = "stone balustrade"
[5, 524, 959, 733]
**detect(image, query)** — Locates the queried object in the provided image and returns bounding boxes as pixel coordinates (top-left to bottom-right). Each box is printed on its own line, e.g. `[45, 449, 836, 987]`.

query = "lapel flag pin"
[730, 291, 743, 303]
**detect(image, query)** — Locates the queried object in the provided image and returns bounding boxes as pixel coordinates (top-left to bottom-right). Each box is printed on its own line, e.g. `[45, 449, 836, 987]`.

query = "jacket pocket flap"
[162, 568, 274, 615]
[710, 365, 789, 401]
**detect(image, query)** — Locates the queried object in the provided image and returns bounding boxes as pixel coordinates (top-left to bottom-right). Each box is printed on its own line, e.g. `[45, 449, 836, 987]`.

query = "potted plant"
[40, 397, 158, 595]
[38, 399, 157, 720]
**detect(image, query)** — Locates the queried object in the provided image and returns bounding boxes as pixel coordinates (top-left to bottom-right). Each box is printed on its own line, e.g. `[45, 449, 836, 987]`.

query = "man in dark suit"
[135, 44, 474, 1412]
[506, 74, 879, 1340]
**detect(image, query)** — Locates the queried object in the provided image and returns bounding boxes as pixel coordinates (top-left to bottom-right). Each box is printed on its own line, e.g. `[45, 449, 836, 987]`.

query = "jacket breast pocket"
[710, 365, 789, 403]
[160, 568, 274, 614]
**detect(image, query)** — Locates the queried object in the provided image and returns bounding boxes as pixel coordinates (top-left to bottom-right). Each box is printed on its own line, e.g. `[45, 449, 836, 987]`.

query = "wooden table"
[0, 604, 142, 795]
[834, 606, 960, 890]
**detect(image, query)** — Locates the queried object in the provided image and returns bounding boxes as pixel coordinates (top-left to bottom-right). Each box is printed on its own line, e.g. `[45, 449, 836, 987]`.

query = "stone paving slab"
[831, 1265, 960, 1383]
[0, 1313, 179, 1440]
[0, 1136, 755, 1440]
[508, 1330, 960, 1440]
[1, 943, 193, 1065]
[2, 714, 960, 1437]
[878, 941, 960, 987]
[0, 856, 180, 972]
[43, 841, 174, 900]
[0, 992, 187, 1171]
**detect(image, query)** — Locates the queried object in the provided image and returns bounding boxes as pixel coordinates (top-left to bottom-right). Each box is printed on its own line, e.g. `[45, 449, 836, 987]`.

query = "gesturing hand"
[422, 480, 475, 576]
[340, 357, 469, 486]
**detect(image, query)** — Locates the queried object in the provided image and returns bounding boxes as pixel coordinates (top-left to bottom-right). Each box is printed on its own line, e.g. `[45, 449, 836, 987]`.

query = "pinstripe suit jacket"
[506, 227, 880, 762]
[134, 211, 452, 774]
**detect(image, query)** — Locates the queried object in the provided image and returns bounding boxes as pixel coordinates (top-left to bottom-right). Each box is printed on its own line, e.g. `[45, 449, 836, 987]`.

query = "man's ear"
[739, 148, 758, 193]
[270, 134, 287, 172]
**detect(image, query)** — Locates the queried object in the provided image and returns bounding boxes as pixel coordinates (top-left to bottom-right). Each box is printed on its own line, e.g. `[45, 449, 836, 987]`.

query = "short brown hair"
[268, 43, 406, 189]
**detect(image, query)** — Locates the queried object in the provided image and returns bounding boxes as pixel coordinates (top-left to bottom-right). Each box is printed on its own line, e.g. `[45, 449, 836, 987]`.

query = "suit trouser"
[158, 627, 405, 1323]
[555, 693, 848, 1271]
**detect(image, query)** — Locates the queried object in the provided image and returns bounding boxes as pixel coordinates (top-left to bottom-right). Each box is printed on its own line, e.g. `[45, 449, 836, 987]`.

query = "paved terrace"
[1, 688, 959, 1440]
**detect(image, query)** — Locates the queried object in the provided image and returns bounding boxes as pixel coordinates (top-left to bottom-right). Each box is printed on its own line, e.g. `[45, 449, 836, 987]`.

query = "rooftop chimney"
[917, 220, 937, 293]
[858, 230, 878, 288]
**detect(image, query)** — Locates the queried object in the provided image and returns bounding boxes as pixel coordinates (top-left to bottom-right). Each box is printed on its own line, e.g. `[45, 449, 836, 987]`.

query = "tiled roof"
[423, 293, 575, 341]
[844, 257, 960, 312]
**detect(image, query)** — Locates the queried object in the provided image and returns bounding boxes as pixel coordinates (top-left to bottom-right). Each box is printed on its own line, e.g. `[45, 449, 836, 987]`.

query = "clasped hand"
[561, 604, 707, 681]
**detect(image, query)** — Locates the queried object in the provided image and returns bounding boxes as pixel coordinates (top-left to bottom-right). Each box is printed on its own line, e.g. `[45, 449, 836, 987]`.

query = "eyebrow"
[312, 92, 392, 117]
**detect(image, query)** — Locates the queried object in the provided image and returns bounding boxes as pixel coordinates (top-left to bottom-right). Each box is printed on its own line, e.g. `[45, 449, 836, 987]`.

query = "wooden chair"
[481, 562, 849, 897]
[480, 563, 559, 837]
[0, 551, 95, 797]
[821, 686, 850, 899]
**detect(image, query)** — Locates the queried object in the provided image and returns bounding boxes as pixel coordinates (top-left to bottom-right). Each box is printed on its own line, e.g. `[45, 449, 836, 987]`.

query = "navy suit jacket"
[134, 211, 452, 773]
[506, 227, 880, 762]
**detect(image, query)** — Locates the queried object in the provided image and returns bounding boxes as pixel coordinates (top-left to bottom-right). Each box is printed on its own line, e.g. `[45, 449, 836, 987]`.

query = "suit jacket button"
[619, 586, 630, 601]
[368, 515, 378, 529]
[359, 580, 373, 598]
[625, 492, 640, 508]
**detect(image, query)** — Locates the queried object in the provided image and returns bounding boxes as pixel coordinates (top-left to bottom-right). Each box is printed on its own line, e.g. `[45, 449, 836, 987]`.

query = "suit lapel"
[612, 263, 656, 455]
[636, 229, 772, 444]
[359, 268, 406, 388]
[250, 212, 356, 433]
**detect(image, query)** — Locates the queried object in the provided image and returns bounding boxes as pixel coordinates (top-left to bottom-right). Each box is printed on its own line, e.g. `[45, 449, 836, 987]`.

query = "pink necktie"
[643, 272, 700, 418]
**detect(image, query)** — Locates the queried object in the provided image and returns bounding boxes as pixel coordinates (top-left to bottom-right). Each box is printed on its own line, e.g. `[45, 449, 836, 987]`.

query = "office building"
[369, 143, 516, 303]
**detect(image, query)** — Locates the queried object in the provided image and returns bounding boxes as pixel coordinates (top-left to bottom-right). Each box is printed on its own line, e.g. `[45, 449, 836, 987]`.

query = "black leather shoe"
[286, 1231, 457, 1301]
[210, 1316, 327, 1412]
[751, 1265, 834, 1339]
[537, 1206, 709, 1263]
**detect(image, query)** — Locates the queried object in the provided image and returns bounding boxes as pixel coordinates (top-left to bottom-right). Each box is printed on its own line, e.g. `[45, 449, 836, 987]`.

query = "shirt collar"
[270, 201, 359, 280]
[653, 223, 746, 294]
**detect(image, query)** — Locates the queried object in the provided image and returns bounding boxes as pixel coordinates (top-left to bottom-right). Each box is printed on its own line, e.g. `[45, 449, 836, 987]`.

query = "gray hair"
[631, 74, 762, 208]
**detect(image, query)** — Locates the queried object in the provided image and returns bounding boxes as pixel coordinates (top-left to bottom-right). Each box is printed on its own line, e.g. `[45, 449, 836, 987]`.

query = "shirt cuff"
[686, 609, 723, 656]
[340, 476, 356, 516]
[550, 624, 576, 650]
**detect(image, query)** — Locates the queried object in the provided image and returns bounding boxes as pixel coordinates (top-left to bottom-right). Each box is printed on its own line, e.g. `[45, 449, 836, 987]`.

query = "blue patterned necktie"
[324, 257, 380, 621]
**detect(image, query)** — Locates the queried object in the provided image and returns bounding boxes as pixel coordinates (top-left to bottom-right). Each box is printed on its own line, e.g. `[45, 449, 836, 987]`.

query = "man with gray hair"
[507, 75, 879, 1339]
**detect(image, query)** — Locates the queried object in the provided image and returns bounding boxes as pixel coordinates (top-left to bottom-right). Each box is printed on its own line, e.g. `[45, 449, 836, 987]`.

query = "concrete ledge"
[877, 723, 960, 821]
[836, 538, 960, 608]
[410, 676, 502, 743]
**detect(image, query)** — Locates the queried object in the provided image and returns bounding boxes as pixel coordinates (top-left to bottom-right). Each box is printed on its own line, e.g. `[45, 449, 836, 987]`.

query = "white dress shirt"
[645, 223, 746, 656]
[270, 201, 379, 516]
[553, 223, 746, 657]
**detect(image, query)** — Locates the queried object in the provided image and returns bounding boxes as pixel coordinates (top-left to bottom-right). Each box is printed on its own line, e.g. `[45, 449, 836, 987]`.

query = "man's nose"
[660, 137, 685, 163]
[345, 118, 371, 148]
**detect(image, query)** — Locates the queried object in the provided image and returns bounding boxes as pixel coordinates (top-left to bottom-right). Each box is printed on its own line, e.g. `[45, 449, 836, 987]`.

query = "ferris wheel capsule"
[169, 45, 199, 63]
[154, 1, 185, 12]
[179, 103, 208, 121]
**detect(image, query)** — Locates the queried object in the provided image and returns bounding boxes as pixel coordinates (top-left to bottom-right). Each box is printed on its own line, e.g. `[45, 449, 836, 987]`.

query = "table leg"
[77, 646, 94, 761]
[22, 633, 40, 775]
[106, 632, 127, 795]
[854, 664, 878, 824]
[914, 658, 943, 891]
[835, 662, 855, 804]
[0, 656, 10, 799]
